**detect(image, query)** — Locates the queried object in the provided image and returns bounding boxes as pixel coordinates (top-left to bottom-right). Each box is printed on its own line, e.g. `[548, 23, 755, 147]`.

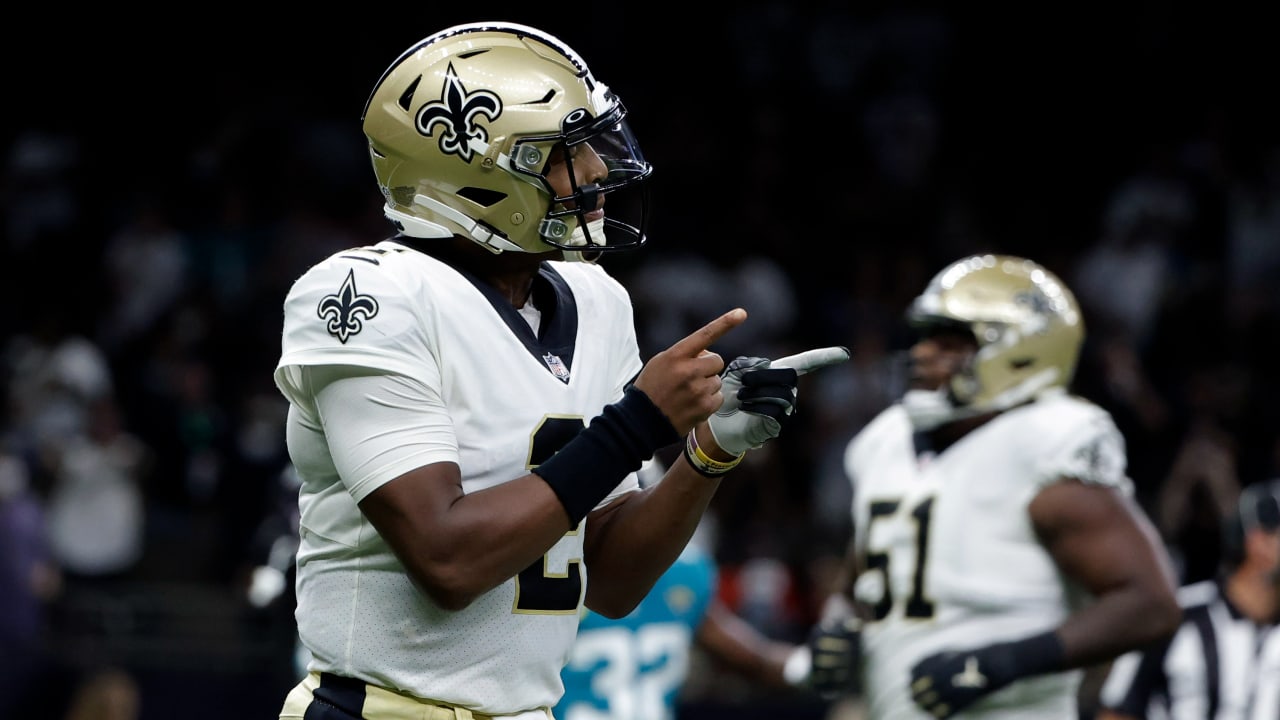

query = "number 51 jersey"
[275, 239, 644, 713]
[843, 390, 1131, 719]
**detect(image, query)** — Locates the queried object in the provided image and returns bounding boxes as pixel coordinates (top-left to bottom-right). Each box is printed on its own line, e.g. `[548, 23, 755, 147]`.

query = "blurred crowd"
[2, 4, 1278, 719]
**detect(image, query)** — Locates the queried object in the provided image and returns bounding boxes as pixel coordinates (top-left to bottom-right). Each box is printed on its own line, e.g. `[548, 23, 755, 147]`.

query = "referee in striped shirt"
[1097, 478, 1280, 719]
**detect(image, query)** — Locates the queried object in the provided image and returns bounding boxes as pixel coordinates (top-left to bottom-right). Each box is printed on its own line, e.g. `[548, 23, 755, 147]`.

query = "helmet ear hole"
[457, 187, 506, 207]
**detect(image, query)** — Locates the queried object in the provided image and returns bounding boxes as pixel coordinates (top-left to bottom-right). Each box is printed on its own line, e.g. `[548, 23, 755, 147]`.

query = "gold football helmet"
[361, 22, 652, 256]
[907, 254, 1085, 413]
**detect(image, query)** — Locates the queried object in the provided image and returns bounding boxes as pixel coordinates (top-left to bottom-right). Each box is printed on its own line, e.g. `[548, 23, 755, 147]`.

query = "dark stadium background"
[2, 4, 1277, 718]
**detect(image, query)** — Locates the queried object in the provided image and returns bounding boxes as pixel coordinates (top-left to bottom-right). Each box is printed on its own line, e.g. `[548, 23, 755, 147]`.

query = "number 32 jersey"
[555, 541, 717, 720]
[843, 391, 1131, 719]
[274, 239, 644, 713]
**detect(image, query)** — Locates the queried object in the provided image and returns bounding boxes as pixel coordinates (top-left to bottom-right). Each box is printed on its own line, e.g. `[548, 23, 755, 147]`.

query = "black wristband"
[533, 385, 678, 526]
[983, 629, 1066, 686]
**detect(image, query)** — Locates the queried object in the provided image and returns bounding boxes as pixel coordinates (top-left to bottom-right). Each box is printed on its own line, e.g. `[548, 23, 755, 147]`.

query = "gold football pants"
[280, 671, 554, 720]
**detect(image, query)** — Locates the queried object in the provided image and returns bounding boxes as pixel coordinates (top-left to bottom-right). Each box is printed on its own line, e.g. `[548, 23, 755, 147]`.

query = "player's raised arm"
[584, 335, 849, 616]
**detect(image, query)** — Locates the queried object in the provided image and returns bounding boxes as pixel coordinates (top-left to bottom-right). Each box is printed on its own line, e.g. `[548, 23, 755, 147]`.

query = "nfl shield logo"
[542, 352, 570, 383]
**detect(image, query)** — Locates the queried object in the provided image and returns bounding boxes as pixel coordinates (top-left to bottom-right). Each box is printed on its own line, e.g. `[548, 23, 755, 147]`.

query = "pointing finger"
[770, 346, 851, 375]
[670, 308, 748, 357]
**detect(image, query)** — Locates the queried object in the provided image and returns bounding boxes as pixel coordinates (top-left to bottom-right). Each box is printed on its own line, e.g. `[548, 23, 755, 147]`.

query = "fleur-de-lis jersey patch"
[317, 269, 380, 344]
[416, 63, 502, 162]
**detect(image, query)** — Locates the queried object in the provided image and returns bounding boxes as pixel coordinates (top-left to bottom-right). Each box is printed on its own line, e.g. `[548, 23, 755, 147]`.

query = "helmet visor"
[518, 103, 652, 252]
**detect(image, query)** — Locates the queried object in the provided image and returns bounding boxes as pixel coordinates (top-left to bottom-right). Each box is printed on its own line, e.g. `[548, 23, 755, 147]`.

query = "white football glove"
[708, 346, 850, 455]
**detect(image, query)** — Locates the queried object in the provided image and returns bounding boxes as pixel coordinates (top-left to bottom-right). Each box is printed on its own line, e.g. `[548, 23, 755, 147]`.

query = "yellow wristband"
[683, 431, 744, 477]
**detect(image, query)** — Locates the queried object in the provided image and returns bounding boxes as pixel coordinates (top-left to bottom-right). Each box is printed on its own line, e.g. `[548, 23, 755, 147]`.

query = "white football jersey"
[274, 239, 644, 714]
[844, 391, 1132, 719]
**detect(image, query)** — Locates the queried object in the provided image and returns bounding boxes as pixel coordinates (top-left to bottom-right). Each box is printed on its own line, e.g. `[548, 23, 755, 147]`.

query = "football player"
[272, 22, 848, 720]
[812, 254, 1182, 718]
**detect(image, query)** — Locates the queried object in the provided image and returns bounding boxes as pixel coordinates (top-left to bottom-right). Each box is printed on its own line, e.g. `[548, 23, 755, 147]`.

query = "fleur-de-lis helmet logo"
[415, 63, 502, 162]
[317, 269, 380, 344]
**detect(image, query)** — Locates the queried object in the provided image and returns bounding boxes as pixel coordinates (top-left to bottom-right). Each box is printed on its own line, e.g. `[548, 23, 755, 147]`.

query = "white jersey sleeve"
[277, 244, 442, 382]
[306, 368, 457, 502]
[1023, 390, 1132, 493]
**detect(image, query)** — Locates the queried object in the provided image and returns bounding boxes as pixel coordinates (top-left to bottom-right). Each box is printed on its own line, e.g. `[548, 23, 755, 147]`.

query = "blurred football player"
[812, 254, 1181, 718]
[272, 21, 848, 720]
[1097, 478, 1280, 720]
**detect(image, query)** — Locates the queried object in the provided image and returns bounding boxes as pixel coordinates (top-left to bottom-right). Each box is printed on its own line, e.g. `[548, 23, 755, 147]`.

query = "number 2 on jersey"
[515, 416, 588, 614]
